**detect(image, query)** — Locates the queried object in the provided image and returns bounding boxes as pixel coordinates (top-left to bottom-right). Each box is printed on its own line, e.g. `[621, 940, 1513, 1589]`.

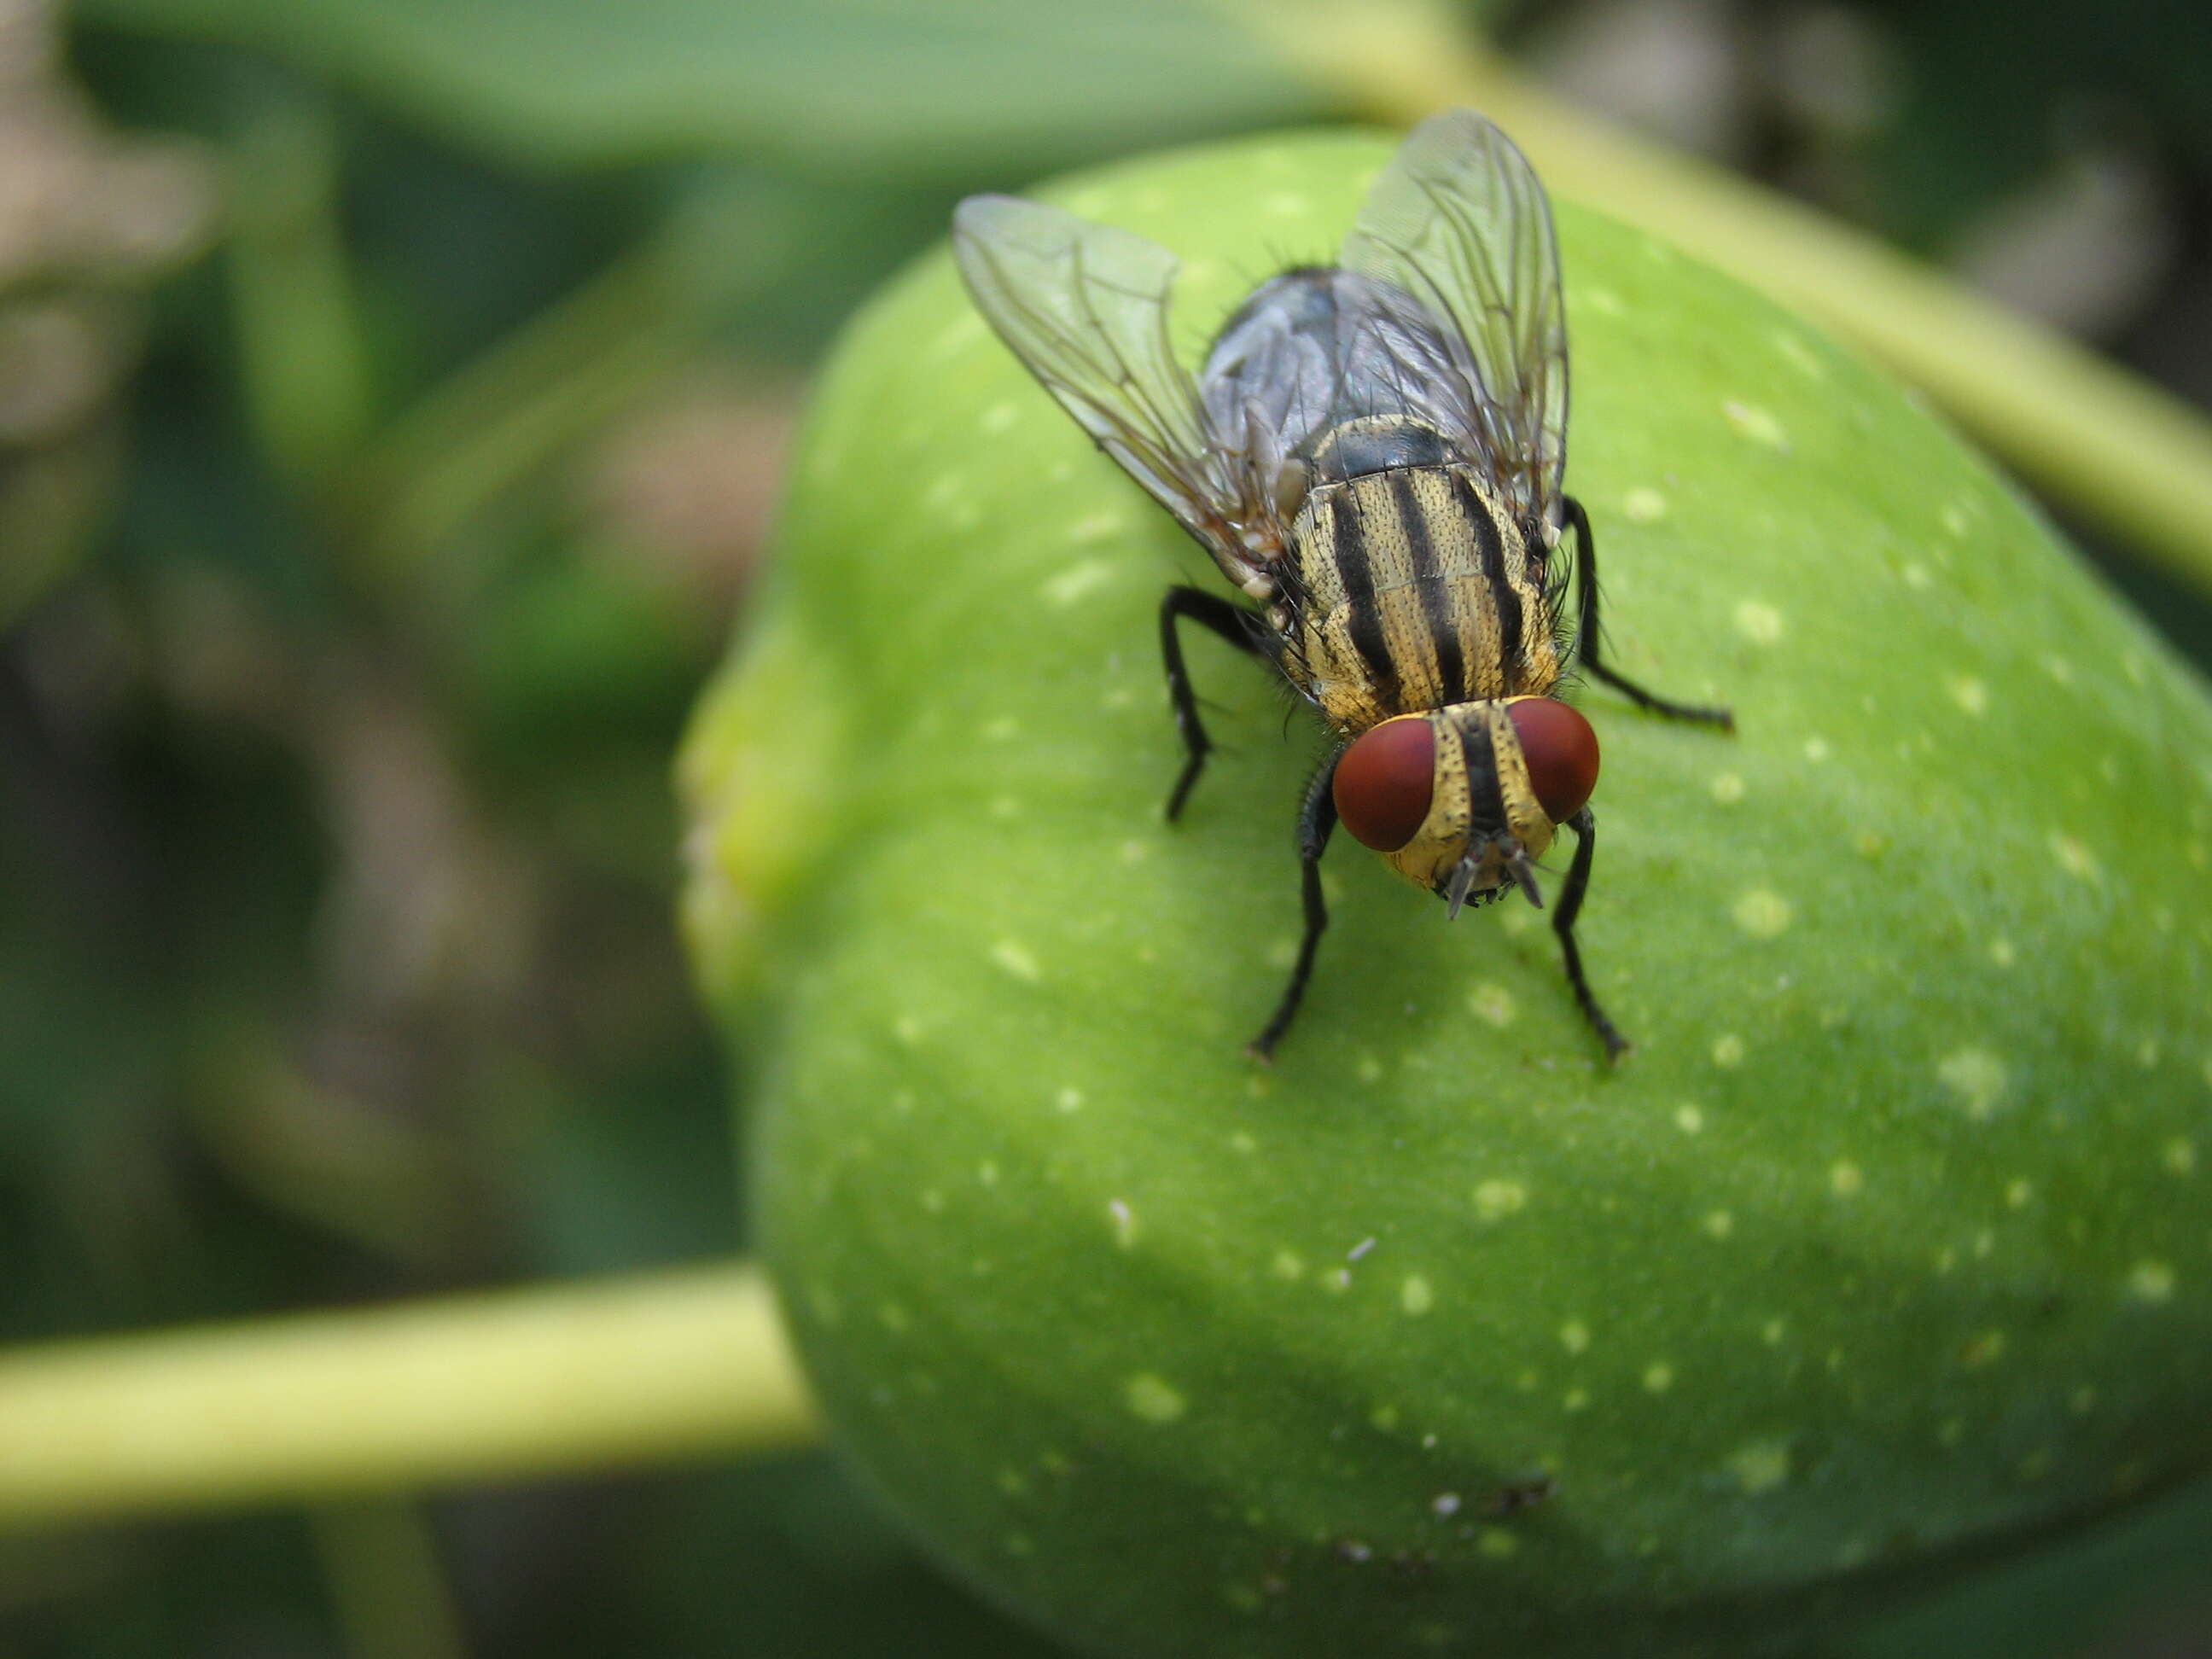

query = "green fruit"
[679, 128, 2212, 1657]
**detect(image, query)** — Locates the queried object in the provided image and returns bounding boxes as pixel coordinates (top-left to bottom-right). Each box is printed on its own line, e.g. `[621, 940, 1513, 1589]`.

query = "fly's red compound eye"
[1507, 697, 1600, 824]
[1333, 717, 1436, 851]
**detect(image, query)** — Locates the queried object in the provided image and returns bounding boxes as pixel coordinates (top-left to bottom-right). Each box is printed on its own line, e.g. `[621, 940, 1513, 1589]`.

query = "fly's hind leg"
[1562, 497, 1734, 730]
[1160, 585, 1266, 819]
[1247, 751, 1342, 1062]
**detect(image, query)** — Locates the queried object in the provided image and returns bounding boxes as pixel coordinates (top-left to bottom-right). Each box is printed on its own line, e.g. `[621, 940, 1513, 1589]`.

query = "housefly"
[952, 110, 1732, 1061]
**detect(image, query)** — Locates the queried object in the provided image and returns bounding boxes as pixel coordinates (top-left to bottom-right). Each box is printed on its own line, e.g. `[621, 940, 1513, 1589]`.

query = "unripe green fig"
[679, 126, 2212, 1658]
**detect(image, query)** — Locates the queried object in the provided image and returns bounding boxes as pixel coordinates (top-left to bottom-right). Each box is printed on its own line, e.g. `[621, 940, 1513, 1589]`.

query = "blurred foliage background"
[3, 0, 2210, 1652]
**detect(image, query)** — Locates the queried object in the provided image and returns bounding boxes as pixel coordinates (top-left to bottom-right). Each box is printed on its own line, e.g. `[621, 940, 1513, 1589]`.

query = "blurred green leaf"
[76, 0, 1336, 174]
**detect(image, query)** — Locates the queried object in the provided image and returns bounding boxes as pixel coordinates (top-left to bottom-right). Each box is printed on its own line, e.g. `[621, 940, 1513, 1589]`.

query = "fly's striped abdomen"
[1288, 461, 1558, 730]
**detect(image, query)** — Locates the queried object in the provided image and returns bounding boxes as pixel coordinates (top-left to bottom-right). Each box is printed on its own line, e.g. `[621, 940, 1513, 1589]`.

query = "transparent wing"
[1341, 109, 1569, 521]
[952, 195, 1278, 591]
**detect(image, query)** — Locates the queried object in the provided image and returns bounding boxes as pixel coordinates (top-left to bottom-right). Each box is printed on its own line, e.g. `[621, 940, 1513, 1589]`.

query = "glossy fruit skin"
[679, 129, 2212, 1659]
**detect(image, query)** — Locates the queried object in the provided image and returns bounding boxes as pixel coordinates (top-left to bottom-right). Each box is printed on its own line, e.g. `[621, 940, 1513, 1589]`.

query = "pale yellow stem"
[0, 1263, 819, 1528]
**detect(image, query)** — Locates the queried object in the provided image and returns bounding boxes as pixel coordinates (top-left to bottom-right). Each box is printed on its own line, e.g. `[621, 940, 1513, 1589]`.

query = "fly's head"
[1331, 699, 1598, 916]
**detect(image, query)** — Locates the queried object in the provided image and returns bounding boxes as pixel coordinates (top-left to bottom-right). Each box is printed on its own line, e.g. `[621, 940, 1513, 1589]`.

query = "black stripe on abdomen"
[1330, 491, 1400, 705]
[1454, 473, 1522, 678]
[1389, 470, 1465, 703]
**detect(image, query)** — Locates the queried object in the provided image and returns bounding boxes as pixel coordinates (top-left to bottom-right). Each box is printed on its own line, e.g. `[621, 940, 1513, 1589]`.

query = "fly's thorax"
[1284, 459, 1560, 729]
[1332, 697, 1602, 900]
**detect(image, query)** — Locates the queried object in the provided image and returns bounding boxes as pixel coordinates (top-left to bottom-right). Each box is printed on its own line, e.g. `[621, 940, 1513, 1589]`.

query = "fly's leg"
[1248, 752, 1342, 1062]
[1552, 806, 1630, 1062]
[1562, 497, 1734, 730]
[1160, 585, 1266, 820]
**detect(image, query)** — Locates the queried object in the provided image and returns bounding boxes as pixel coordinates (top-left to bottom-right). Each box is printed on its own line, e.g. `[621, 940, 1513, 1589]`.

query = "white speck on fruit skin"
[1467, 982, 1517, 1027]
[2128, 1260, 2176, 1303]
[1558, 1319, 1591, 1355]
[1400, 1276, 1435, 1316]
[1709, 771, 1745, 805]
[1939, 1047, 2008, 1120]
[1056, 1087, 1084, 1114]
[1989, 938, 2017, 968]
[1272, 1249, 1306, 1282]
[1674, 1103, 1704, 1134]
[924, 311, 986, 361]
[1643, 1362, 1675, 1394]
[1066, 510, 1129, 545]
[1830, 1161, 1865, 1198]
[2050, 832, 2100, 881]
[1941, 501, 1975, 538]
[1622, 486, 1667, 521]
[1901, 562, 1933, 590]
[1733, 888, 1792, 938]
[1124, 1373, 1186, 1423]
[1431, 1491, 1462, 1518]
[1733, 600, 1785, 643]
[1474, 1179, 1528, 1222]
[990, 940, 1040, 981]
[1773, 329, 1825, 377]
[1712, 1033, 1745, 1068]
[1728, 1441, 1792, 1495]
[1702, 1210, 1734, 1240]
[1722, 400, 1790, 450]
[1948, 677, 1988, 717]
[2005, 1179, 2034, 1209]
[1109, 1199, 1137, 1248]
[1042, 559, 1115, 607]
[1802, 736, 1831, 762]
[1348, 1237, 1377, 1262]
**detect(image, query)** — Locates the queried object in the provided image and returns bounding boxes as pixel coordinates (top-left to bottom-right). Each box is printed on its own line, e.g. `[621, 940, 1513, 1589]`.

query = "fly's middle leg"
[1247, 751, 1342, 1062]
[1159, 585, 1266, 820]
[1562, 497, 1734, 731]
[1551, 806, 1630, 1062]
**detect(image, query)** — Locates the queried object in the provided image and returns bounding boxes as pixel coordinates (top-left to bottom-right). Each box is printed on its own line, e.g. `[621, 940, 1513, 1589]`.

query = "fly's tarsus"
[1246, 754, 1342, 1062]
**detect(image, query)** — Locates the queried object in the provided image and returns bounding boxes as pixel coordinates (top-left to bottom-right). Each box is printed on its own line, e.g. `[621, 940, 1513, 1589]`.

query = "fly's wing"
[952, 195, 1280, 593]
[1341, 110, 1569, 524]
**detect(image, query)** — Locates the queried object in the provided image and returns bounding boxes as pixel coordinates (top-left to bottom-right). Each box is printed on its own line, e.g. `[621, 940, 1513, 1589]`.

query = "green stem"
[1242, 3, 2212, 594]
[0, 1263, 819, 1529]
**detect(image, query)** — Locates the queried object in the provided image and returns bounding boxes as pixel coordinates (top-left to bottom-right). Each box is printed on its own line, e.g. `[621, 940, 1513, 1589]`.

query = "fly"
[953, 110, 1732, 1062]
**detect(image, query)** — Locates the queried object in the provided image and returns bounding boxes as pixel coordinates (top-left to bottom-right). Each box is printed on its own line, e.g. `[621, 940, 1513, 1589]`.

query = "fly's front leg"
[1563, 497, 1734, 731]
[1160, 585, 1266, 820]
[1247, 752, 1341, 1062]
[1551, 806, 1629, 1062]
